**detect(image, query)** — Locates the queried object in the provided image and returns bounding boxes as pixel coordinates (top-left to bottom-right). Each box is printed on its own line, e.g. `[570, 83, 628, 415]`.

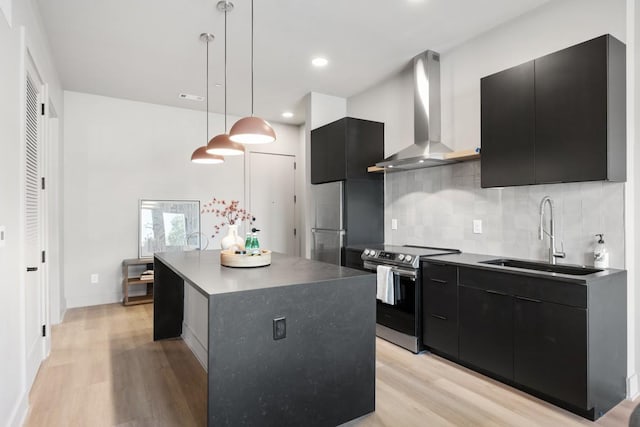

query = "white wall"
[0, 0, 64, 424]
[63, 91, 303, 308]
[348, 0, 635, 395]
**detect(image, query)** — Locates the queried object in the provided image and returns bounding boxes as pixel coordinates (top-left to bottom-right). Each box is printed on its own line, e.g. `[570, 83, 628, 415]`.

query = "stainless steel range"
[360, 245, 460, 353]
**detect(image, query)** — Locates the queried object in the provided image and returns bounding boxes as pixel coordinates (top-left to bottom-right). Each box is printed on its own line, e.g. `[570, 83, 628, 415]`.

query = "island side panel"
[207, 274, 376, 427]
[153, 257, 185, 341]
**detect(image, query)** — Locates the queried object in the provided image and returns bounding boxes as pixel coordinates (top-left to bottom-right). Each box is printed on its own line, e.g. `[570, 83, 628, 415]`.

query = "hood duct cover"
[376, 50, 459, 170]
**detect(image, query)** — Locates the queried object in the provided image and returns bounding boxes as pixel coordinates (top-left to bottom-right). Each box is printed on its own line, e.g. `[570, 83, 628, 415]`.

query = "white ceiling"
[37, 0, 550, 125]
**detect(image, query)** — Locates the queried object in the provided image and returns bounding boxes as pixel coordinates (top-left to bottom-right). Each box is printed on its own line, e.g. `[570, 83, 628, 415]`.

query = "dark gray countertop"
[155, 250, 371, 296]
[425, 252, 625, 284]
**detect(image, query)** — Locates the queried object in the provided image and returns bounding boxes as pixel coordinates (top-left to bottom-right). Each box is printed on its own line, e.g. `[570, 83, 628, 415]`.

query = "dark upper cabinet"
[481, 35, 626, 188]
[459, 285, 513, 380]
[311, 118, 384, 184]
[481, 61, 535, 187]
[514, 297, 588, 409]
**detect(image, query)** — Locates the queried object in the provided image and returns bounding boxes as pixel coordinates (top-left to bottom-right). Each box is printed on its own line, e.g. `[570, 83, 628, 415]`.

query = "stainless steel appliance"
[360, 244, 460, 353]
[311, 181, 345, 265]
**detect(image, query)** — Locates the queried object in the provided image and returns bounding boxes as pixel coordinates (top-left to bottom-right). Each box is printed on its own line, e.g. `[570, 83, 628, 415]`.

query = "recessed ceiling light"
[282, 112, 294, 118]
[312, 57, 329, 67]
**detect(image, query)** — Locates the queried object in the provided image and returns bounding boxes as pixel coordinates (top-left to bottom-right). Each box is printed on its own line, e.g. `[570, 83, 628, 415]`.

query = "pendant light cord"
[206, 36, 209, 143]
[251, 0, 254, 117]
[224, 7, 228, 132]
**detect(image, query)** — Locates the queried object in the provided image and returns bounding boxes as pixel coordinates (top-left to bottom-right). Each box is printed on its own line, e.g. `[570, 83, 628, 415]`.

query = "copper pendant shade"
[191, 146, 224, 164]
[229, 117, 276, 144]
[207, 133, 245, 155]
[229, 0, 276, 145]
[206, 2, 245, 156]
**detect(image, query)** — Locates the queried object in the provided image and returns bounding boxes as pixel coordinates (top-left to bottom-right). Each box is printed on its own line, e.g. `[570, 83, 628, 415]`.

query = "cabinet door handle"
[485, 289, 508, 296]
[515, 295, 542, 303]
[26, 267, 38, 272]
[430, 278, 447, 284]
[431, 314, 447, 320]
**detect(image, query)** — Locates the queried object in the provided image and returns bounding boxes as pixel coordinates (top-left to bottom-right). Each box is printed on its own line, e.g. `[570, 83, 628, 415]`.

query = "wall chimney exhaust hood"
[375, 50, 479, 171]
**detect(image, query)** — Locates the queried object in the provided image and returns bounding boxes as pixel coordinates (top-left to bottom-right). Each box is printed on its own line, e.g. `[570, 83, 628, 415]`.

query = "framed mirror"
[139, 199, 201, 258]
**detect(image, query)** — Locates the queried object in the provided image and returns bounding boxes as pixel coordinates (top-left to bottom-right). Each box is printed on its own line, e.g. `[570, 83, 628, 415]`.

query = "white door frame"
[244, 151, 298, 256]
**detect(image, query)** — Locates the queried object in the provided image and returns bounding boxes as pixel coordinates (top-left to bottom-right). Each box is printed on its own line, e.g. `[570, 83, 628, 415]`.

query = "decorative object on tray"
[220, 249, 272, 268]
[202, 198, 255, 250]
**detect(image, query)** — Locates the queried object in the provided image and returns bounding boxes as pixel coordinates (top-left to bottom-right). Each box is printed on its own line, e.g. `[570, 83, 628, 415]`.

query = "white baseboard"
[66, 292, 122, 308]
[182, 322, 208, 372]
[7, 387, 29, 427]
[628, 373, 639, 399]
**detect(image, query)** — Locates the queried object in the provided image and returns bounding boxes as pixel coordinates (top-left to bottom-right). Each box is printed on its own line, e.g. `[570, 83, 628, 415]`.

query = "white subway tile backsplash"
[385, 160, 625, 268]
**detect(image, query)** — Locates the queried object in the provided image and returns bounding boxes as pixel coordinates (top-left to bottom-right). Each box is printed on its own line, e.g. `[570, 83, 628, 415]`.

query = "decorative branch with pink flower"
[201, 198, 255, 237]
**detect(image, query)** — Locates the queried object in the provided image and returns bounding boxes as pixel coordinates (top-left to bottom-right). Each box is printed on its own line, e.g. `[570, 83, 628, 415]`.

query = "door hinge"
[42, 325, 46, 337]
[293, 162, 296, 170]
[294, 228, 297, 237]
[41, 177, 46, 190]
[42, 250, 46, 263]
[41, 103, 45, 116]
[294, 195, 297, 203]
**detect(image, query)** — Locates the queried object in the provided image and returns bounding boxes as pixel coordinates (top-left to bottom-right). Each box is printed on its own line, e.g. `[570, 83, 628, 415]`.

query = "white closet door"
[248, 152, 296, 255]
[24, 55, 44, 387]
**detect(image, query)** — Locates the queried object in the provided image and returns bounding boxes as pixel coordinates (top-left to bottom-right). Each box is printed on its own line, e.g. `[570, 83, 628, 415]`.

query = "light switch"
[391, 219, 398, 230]
[473, 219, 483, 234]
[0, 226, 5, 247]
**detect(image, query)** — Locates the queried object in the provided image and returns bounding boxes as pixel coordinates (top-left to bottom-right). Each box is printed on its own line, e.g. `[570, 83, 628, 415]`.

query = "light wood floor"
[25, 303, 637, 426]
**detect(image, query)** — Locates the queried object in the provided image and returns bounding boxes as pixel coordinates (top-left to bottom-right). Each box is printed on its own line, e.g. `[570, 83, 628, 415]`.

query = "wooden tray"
[220, 250, 272, 268]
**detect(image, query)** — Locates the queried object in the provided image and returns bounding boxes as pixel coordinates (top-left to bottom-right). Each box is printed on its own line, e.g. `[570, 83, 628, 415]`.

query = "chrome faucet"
[539, 196, 566, 265]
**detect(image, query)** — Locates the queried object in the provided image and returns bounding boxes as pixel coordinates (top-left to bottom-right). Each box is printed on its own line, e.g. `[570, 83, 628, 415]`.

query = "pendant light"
[228, 0, 276, 144]
[191, 33, 225, 164]
[207, 1, 245, 156]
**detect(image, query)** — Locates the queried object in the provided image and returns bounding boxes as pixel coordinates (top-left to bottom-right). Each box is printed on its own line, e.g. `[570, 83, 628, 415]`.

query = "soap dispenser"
[594, 234, 609, 269]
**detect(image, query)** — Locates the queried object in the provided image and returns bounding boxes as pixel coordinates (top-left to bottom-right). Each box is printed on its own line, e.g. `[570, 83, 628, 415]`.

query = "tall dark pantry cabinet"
[310, 117, 384, 265]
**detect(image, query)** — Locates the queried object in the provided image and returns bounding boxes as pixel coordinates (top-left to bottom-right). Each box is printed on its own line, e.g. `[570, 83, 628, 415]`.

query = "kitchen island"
[153, 250, 376, 427]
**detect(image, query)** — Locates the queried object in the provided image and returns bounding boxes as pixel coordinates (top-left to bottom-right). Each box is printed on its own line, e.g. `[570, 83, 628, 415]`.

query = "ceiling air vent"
[179, 93, 204, 102]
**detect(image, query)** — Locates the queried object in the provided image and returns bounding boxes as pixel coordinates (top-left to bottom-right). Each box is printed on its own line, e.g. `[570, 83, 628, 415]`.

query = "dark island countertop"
[153, 250, 376, 426]
[425, 252, 625, 284]
[155, 250, 371, 296]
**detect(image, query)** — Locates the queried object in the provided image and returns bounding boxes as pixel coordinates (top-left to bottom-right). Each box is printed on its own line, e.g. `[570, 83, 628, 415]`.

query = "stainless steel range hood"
[376, 50, 477, 170]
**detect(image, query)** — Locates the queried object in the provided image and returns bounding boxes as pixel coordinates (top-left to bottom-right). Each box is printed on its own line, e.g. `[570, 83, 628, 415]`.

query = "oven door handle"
[363, 262, 417, 280]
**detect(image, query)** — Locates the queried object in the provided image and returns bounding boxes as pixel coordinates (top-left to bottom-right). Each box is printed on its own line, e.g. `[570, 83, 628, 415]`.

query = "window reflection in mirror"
[139, 200, 200, 258]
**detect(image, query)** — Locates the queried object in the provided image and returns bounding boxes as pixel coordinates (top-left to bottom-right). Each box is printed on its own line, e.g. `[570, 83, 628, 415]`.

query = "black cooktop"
[350, 244, 460, 258]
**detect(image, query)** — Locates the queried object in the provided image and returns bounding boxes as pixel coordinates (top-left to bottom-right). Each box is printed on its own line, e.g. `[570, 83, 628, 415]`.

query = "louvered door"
[24, 56, 44, 386]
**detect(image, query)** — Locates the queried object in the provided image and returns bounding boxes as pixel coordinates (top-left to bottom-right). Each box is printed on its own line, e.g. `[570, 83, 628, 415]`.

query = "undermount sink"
[479, 258, 603, 276]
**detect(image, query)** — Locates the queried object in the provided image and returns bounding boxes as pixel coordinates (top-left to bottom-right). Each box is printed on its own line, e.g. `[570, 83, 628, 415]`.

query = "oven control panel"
[361, 249, 418, 268]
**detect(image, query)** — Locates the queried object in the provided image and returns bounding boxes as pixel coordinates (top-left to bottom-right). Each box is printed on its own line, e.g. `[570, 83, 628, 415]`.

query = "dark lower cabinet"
[343, 248, 365, 271]
[436, 263, 626, 420]
[422, 262, 458, 357]
[458, 286, 513, 380]
[513, 297, 588, 409]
